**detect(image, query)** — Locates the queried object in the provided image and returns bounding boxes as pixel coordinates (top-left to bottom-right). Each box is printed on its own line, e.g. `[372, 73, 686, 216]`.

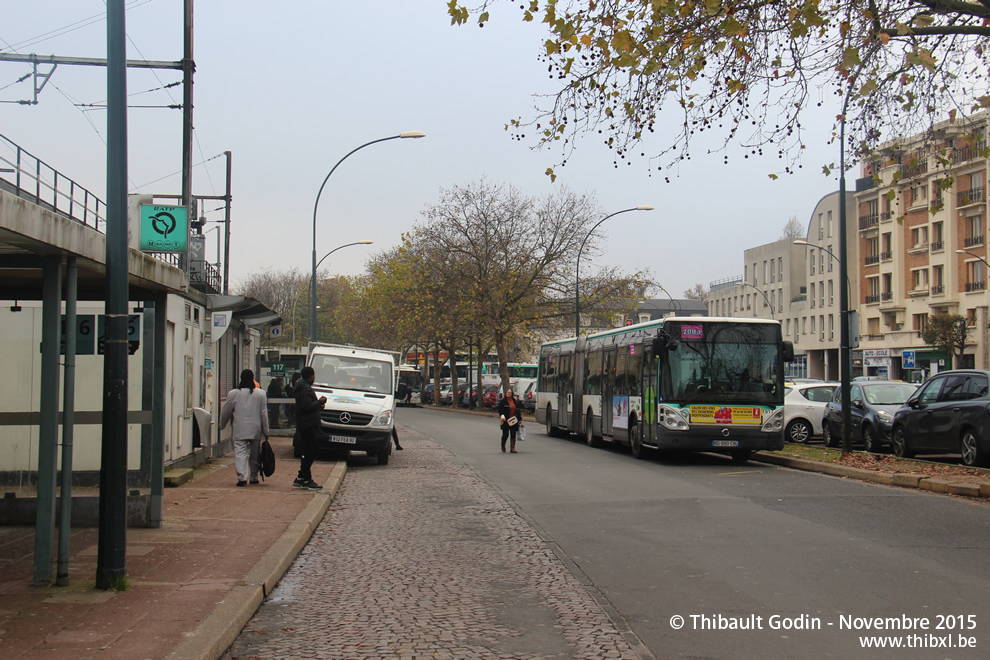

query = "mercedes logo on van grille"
[721, 428, 730, 437]
[338, 412, 351, 424]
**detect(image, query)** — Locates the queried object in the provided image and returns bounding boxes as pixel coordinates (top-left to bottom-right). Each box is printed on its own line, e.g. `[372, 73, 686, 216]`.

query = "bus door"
[642, 343, 657, 445]
[560, 353, 573, 426]
[603, 348, 616, 437]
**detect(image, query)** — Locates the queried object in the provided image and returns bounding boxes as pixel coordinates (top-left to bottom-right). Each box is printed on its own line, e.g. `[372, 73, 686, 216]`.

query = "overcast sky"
[1, 1, 845, 297]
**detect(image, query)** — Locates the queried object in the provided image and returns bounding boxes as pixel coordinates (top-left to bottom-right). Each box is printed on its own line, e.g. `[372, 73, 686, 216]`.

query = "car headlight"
[372, 410, 392, 427]
[876, 410, 893, 424]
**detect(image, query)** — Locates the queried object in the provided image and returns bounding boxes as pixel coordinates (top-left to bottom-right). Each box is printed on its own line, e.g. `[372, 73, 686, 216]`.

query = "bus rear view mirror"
[652, 334, 678, 356]
[782, 340, 795, 362]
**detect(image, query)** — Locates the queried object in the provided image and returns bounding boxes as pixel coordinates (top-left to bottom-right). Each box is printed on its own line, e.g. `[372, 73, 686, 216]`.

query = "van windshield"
[311, 356, 393, 394]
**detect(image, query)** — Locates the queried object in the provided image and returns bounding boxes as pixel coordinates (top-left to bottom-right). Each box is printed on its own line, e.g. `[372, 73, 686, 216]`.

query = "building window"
[911, 225, 928, 248]
[778, 257, 783, 280]
[811, 316, 816, 334]
[912, 268, 929, 291]
[966, 260, 986, 291]
[820, 315, 825, 340]
[819, 213, 824, 240]
[820, 280, 825, 307]
[966, 215, 984, 246]
[828, 314, 834, 341]
[810, 250, 816, 275]
[810, 283, 816, 308]
[828, 280, 834, 306]
[913, 313, 929, 336]
[827, 210, 833, 237]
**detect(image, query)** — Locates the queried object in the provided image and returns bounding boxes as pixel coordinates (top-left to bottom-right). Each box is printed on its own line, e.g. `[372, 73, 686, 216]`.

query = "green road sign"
[140, 204, 188, 252]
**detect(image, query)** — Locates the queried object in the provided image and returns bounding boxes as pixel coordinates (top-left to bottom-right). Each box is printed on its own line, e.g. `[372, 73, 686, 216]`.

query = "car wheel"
[862, 424, 881, 453]
[786, 419, 812, 444]
[629, 418, 648, 459]
[959, 429, 987, 467]
[891, 426, 914, 459]
[730, 448, 753, 464]
[377, 444, 391, 465]
[822, 421, 838, 448]
[585, 410, 600, 448]
[545, 406, 557, 438]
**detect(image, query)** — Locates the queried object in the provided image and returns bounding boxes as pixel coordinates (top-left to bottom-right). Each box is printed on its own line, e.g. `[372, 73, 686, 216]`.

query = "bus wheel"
[730, 448, 753, 464]
[585, 411, 600, 448]
[629, 420, 648, 460]
[545, 406, 558, 438]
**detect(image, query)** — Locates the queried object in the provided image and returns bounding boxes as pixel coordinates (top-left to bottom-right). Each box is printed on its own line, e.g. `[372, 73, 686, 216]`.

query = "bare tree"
[780, 215, 804, 241]
[683, 283, 708, 301]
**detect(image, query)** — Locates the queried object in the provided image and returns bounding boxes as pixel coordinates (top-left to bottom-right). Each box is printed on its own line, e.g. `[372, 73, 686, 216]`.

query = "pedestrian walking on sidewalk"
[498, 387, 521, 453]
[219, 369, 270, 486]
[293, 366, 326, 490]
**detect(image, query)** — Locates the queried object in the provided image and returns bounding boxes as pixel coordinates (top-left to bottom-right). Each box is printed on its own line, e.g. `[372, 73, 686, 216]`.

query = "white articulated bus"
[535, 317, 794, 463]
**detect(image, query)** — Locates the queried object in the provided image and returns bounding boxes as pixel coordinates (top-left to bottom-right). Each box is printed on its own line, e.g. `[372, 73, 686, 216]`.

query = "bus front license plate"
[332, 436, 357, 444]
[712, 440, 739, 448]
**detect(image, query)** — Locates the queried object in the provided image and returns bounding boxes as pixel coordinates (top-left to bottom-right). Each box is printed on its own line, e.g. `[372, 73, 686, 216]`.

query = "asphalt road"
[401, 407, 990, 659]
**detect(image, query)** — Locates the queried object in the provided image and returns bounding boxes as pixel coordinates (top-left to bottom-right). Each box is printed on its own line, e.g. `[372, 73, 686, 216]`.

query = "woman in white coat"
[219, 369, 270, 486]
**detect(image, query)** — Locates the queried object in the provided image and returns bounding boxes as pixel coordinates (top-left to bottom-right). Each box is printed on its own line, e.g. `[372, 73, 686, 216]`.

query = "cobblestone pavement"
[223, 426, 648, 660]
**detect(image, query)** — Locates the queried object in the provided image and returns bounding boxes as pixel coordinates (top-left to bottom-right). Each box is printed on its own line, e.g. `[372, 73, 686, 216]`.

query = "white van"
[307, 343, 398, 464]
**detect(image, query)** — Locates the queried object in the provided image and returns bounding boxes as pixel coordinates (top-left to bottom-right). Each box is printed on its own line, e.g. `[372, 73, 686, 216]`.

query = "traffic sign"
[270, 362, 286, 374]
[902, 350, 916, 369]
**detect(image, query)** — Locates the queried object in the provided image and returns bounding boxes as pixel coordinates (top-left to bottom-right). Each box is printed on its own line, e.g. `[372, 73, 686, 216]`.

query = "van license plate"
[331, 436, 356, 444]
[712, 440, 738, 448]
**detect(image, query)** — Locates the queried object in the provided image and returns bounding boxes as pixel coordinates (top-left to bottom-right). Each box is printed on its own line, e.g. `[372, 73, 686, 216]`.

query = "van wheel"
[377, 445, 390, 465]
[960, 429, 987, 467]
[585, 411, 600, 448]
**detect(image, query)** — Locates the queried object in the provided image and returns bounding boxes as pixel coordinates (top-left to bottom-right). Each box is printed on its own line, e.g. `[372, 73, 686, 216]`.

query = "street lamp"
[659, 286, 680, 316]
[310, 240, 374, 343]
[310, 131, 426, 343]
[736, 281, 774, 319]
[575, 206, 654, 337]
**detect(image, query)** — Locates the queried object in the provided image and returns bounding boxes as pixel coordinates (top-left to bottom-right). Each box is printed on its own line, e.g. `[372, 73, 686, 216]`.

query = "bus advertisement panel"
[535, 317, 793, 463]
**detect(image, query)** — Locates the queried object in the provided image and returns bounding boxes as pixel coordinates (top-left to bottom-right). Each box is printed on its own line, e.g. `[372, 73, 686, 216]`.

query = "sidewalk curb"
[166, 461, 348, 660]
[753, 453, 990, 499]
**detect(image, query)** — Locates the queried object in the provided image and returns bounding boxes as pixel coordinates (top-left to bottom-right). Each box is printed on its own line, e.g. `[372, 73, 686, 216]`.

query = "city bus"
[480, 362, 538, 384]
[535, 317, 794, 462]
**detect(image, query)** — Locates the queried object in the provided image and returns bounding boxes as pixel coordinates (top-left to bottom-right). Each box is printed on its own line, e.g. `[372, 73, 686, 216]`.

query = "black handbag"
[260, 439, 276, 479]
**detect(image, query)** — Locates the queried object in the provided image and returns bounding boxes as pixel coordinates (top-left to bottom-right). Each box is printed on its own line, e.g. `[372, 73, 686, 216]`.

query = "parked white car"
[784, 382, 840, 444]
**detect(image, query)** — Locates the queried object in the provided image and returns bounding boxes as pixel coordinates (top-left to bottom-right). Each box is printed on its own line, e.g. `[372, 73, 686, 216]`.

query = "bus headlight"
[659, 405, 690, 431]
[372, 410, 392, 427]
[761, 407, 784, 433]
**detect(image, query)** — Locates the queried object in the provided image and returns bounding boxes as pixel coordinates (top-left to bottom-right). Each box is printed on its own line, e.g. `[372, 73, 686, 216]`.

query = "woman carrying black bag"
[497, 387, 521, 453]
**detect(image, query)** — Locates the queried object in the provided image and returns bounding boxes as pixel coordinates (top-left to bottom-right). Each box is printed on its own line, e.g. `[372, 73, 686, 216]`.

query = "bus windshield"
[662, 322, 781, 405]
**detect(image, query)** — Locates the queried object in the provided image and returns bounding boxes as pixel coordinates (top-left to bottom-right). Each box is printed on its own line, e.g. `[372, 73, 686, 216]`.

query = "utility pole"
[180, 0, 195, 272]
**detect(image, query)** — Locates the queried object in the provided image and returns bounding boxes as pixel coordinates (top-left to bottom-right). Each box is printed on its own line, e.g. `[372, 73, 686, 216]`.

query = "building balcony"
[859, 214, 879, 230]
[953, 141, 986, 164]
[881, 291, 893, 301]
[964, 235, 985, 248]
[931, 284, 945, 295]
[864, 254, 880, 266]
[929, 240, 944, 252]
[865, 294, 881, 304]
[908, 287, 929, 297]
[880, 210, 894, 223]
[880, 250, 893, 261]
[965, 281, 986, 292]
[960, 187, 985, 207]
[865, 333, 886, 341]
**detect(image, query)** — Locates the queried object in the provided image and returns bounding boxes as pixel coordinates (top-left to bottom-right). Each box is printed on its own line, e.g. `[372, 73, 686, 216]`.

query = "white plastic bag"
[518, 425, 527, 442]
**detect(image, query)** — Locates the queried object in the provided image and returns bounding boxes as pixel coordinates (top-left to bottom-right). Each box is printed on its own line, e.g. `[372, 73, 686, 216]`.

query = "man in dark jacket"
[293, 366, 326, 490]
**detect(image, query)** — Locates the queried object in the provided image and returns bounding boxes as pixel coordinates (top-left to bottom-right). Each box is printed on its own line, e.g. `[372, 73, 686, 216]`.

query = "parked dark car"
[822, 381, 918, 452]
[891, 369, 990, 467]
[421, 383, 436, 405]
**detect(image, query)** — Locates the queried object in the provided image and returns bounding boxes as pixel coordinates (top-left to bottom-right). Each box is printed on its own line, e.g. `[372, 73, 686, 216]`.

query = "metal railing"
[859, 214, 879, 230]
[865, 254, 880, 265]
[959, 187, 985, 206]
[0, 133, 106, 230]
[865, 294, 881, 304]
[964, 235, 984, 248]
[929, 241, 944, 252]
[965, 281, 986, 292]
[931, 284, 945, 295]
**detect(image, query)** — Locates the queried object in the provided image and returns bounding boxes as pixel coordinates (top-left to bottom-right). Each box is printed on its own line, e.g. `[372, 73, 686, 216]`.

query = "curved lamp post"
[736, 281, 774, 319]
[575, 206, 654, 337]
[310, 131, 426, 343]
[310, 240, 374, 343]
[659, 285, 680, 316]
